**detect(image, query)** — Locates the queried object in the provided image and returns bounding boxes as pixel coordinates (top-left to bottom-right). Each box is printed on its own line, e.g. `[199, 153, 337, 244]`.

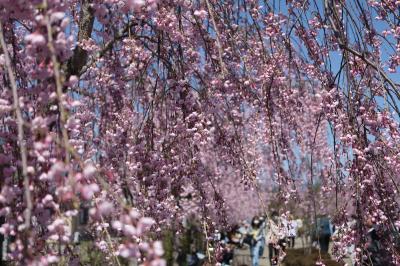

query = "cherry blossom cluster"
[1, 0, 400, 265]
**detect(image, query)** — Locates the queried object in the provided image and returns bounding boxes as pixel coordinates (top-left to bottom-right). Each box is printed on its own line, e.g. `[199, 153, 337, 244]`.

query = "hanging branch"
[0, 21, 33, 248]
[205, 0, 228, 76]
[44, 0, 71, 165]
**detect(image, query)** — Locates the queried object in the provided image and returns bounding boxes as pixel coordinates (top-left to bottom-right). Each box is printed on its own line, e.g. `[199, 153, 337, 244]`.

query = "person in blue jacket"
[317, 215, 333, 253]
[249, 216, 265, 266]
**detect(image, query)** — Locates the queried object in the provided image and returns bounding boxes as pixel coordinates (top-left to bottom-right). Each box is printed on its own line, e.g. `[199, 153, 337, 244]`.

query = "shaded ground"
[284, 248, 342, 266]
[231, 237, 351, 266]
[232, 246, 269, 266]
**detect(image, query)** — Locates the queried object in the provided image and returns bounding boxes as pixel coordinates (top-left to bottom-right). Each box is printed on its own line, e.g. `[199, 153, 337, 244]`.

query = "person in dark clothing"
[188, 252, 201, 266]
[319, 233, 331, 254]
[215, 228, 238, 266]
[316, 216, 333, 254]
[220, 245, 234, 266]
[187, 244, 205, 266]
[258, 216, 266, 257]
[361, 218, 393, 266]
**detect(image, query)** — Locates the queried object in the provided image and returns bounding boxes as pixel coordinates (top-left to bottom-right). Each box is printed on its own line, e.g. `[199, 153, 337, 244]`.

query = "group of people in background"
[215, 212, 301, 266]
[208, 211, 399, 266]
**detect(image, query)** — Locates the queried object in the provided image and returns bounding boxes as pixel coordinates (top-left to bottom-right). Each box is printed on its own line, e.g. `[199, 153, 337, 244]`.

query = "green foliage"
[75, 241, 131, 266]
[162, 230, 175, 266]
[76, 241, 108, 266]
[162, 218, 207, 266]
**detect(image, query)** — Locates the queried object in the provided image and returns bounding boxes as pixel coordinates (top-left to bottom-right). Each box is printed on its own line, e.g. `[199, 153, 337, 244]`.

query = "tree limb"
[66, 0, 95, 77]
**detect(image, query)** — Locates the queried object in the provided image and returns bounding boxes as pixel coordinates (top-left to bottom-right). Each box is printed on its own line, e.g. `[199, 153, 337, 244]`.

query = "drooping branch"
[45, 1, 71, 165]
[0, 21, 33, 247]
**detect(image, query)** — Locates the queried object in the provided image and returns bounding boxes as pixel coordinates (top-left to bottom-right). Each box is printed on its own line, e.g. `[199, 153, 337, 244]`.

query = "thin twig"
[44, 0, 70, 165]
[205, 0, 227, 76]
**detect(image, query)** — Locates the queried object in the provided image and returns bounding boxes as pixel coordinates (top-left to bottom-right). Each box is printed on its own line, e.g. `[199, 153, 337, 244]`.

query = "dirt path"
[231, 237, 353, 266]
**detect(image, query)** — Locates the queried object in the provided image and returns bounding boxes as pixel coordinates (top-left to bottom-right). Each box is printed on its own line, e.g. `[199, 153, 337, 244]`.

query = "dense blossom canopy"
[1, 0, 400, 265]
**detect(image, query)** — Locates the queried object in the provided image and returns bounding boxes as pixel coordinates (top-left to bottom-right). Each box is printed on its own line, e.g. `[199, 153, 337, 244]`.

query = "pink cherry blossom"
[1, 0, 400, 265]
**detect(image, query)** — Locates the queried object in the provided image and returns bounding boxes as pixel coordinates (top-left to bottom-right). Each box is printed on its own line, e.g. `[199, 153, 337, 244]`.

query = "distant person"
[287, 215, 298, 248]
[258, 215, 266, 257]
[249, 216, 265, 266]
[215, 229, 234, 266]
[229, 228, 243, 247]
[361, 216, 393, 266]
[296, 218, 303, 229]
[317, 215, 333, 253]
[188, 244, 204, 266]
[277, 215, 288, 253]
[219, 242, 234, 266]
[218, 227, 242, 266]
[238, 220, 250, 236]
[238, 220, 251, 247]
[267, 212, 280, 266]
